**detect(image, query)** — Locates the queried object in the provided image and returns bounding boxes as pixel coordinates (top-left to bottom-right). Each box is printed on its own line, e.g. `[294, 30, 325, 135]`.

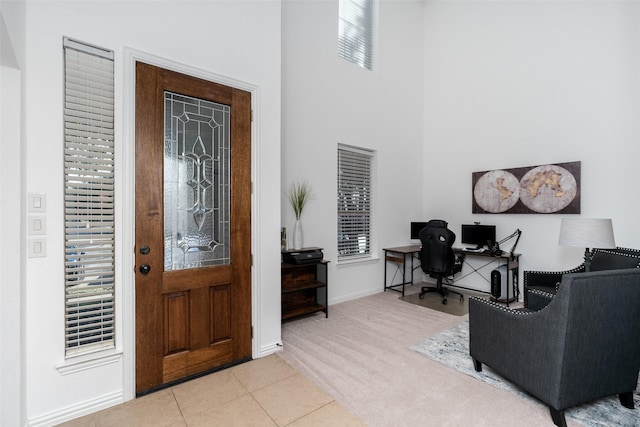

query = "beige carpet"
[278, 289, 577, 427]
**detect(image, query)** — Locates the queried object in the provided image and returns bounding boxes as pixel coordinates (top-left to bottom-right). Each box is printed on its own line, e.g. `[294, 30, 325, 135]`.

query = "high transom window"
[338, 0, 375, 70]
[63, 37, 115, 357]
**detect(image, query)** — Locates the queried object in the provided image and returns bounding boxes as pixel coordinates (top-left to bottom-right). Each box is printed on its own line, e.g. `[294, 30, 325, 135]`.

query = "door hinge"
[251, 326, 253, 339]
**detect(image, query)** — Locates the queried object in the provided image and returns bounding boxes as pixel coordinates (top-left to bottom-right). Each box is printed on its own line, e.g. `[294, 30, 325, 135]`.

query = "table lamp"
[558, 218, 616, 271]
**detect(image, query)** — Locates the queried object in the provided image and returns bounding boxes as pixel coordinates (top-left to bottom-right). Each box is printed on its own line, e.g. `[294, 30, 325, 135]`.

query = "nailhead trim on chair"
[524, 266, 583, 277]
[528, 288, 557, 300]
[469, 296, 536, 316]
[523, 247, 640, 285]
[598, 247, 640, 256]
[595, 248, 640, 268]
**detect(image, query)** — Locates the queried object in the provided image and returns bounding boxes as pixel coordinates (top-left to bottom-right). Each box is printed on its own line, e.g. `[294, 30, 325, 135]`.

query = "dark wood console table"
[281, 254, 328, 321]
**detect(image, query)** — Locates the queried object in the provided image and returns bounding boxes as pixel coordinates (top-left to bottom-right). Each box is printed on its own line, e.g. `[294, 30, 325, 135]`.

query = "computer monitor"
[410, 222, 428, 240]
[461, 224, 496, 249]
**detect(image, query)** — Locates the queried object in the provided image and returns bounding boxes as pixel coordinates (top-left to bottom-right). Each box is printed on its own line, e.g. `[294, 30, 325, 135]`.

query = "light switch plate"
[28, 193, 46, 213]
[28, 215, 46, 235]
[28, 237, 47, 258]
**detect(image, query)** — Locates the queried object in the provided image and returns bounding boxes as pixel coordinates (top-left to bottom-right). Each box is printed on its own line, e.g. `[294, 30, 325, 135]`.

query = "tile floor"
[58, 354, 365, 427]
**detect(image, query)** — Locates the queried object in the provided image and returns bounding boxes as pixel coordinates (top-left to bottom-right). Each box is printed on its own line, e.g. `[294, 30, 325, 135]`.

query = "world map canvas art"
[472, 161, 581, 214]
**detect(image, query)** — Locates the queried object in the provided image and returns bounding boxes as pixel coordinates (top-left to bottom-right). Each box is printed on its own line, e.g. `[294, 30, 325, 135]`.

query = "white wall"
[18, 1, 282, 425]
[282, 0, 425, 302]
[422, 1, 640, 290]
[0, 64, 24, 427]
[6, 0, 640, 424]
[1, 2, 26, 426]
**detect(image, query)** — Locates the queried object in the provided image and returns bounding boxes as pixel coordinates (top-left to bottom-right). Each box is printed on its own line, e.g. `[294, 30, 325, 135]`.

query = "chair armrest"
[523, 265, 584, 289]
[523, 267, 584, 308]
[468, 297, 566, 406]
[525, 288, 556, 311]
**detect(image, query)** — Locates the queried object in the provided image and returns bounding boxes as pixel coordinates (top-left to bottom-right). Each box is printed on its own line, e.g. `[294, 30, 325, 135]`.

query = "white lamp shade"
[559, 218, 616, 249]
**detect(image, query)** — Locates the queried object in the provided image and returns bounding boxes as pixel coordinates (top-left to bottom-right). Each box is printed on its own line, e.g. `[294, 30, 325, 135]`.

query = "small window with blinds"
[337, 145, 374, 260]
[338, 0, 375, 70]
[63, 37, 115, 357]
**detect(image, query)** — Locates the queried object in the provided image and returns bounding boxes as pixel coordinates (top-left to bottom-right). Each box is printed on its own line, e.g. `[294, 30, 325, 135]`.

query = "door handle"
[140, 245, 151, 255]
[139, 264, 151, 275]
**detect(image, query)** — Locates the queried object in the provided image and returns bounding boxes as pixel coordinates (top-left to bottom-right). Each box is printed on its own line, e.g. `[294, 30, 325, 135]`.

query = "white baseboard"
[258, 341, 285, 358]
[28, 390, 123, 427]
[329, 288, 380, 305]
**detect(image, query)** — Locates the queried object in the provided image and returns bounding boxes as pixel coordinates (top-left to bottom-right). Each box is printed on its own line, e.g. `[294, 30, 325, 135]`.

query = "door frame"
[120, 48, 260, 400]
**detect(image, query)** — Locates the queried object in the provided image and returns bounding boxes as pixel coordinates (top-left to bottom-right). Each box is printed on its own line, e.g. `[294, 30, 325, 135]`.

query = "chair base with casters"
[418, 276, 463, 305]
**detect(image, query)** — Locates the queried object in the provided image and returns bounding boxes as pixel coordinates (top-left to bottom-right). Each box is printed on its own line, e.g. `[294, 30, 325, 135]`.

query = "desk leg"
[505, 257, 520, 306]
[401, 253, 408, 296]
[383, 250, 388, 292]
[383, 250, 418, 297]
[410, 253, 414, 284]
[512, 264, 519, 303]
[506, 261, 510, 307]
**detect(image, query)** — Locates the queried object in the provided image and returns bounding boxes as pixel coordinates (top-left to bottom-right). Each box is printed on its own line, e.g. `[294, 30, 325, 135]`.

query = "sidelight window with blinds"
[338, 0, 375, 70]
[337, 145, 374, 260]
[63, 37, 115, 357]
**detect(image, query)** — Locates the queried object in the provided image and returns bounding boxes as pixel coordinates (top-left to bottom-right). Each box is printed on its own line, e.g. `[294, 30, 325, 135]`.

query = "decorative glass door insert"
[164, 91, 230, 270]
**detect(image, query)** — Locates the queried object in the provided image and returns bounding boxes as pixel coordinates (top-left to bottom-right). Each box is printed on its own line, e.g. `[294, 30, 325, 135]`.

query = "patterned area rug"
[410, 321, 640, 427]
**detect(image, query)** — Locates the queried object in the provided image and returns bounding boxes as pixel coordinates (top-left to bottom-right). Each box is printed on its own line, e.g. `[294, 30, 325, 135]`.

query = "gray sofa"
[469, 269, 640, 427]
[523, 247, 640, 310]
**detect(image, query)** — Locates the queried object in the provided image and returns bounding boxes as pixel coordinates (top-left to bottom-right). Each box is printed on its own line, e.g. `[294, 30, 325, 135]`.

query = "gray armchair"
[469, 269, 640, 427]
[523, 247, 640, 310]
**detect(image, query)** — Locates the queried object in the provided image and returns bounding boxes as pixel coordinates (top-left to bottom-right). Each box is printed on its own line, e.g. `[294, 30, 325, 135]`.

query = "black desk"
[453, 248, 521, 306]
[383, 245, 521, 305]
[383, 245, 421, 297]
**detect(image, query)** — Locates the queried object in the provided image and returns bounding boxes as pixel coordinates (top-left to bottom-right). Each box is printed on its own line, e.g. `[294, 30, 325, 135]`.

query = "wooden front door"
[135, 62, 252, 394]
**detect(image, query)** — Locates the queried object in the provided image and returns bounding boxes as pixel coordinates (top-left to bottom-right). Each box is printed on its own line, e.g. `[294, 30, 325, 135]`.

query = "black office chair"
[418, 220, 464, 305]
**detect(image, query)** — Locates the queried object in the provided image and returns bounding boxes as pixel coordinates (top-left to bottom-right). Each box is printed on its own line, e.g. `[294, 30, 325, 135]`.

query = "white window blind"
[337, 146, 373, 260]
[63, 37, 115, 357]
[338, 0, 374, 70]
